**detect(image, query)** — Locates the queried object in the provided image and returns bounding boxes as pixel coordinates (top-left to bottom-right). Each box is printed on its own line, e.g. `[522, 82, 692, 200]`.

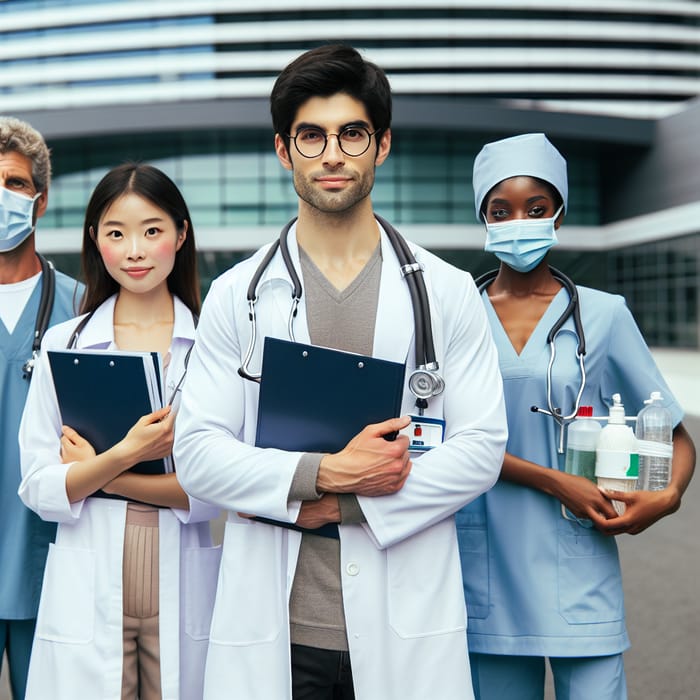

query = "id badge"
[400, 415, 446, 452]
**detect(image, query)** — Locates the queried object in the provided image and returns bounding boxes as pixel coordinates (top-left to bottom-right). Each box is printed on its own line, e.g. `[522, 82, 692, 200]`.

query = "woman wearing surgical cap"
[456, 133, 695, 700]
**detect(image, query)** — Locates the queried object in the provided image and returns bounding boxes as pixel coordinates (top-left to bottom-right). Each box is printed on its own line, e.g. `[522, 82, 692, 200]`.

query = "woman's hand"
[550, 471, 620, 527]
[594, 486, 681, 536]
[116, 406, 175, 465]
[500, 453, 619, 527]
[65, 407, 176, 504]
[60, 426, 96, 464]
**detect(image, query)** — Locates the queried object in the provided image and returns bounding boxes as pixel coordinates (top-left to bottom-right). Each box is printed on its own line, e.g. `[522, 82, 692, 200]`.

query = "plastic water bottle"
[635, 391, 673, 491]
[564, 406, 601, 483]
[595, 394, 639, 515]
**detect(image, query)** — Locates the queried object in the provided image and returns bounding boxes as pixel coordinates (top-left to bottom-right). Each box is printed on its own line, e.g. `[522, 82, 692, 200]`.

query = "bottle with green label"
[595, 393, 639, 515]
[564, 405, 601, 483]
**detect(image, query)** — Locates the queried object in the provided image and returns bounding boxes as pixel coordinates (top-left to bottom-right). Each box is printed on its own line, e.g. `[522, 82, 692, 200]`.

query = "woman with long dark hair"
[18, 163, 220, 700]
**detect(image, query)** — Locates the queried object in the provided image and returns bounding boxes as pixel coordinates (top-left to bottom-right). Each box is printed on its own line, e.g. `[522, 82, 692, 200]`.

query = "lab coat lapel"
[74, 295, 117, 349]
[373, 227, 414, 365]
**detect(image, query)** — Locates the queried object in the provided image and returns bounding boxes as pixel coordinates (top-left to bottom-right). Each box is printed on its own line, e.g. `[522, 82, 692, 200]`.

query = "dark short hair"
[80, 163, 200, 316]
[270, 44, 392, 151]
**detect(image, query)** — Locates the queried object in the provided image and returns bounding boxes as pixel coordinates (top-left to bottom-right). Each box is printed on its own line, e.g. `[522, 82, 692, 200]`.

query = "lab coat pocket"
[456, 506, 490, 620]
[36, 543, 95, 644]
[558, 532, 623, 624]
[387, 527, 466, 638]
[209, 522, 284, 646]
[184, 545, 222, 641]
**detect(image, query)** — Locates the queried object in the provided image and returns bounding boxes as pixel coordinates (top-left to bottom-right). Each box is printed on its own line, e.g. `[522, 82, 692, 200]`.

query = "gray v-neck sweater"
[288, 243, 381, 651]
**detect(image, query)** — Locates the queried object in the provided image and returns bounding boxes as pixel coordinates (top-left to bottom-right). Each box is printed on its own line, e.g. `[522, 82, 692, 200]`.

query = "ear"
[554, 209, 565, 230]
[374, 128, 391, 167]
[176, 220, 188, 251]
[34, 191, 48, 220]
[275, 133, 294, 171]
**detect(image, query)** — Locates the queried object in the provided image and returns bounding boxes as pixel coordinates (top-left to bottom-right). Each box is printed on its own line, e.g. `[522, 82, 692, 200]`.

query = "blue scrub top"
[0, 270, 81, 620]
[457, 286, 683, 658]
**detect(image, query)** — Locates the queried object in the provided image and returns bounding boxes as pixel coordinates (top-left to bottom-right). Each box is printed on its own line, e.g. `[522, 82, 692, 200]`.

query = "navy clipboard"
[254, 337, 406, 538]
[47, 350, 168, 490]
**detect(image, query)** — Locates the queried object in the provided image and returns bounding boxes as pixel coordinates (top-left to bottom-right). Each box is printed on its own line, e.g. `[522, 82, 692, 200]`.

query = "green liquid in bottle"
[564, 448, 597, 482]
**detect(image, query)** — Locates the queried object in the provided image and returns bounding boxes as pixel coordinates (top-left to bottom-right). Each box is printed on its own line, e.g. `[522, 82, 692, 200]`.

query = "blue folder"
[47, 350, 168, 493]
[254, 337, 406, 538]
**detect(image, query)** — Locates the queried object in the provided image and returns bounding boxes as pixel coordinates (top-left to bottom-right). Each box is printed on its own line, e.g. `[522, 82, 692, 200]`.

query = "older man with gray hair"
[0, 117, 81, 699]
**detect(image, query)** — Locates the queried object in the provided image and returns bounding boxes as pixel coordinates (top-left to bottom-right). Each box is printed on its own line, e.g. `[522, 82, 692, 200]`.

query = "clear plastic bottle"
[635, 391, 673, 491]
[595, 394, 639, 515]
[564, 406, 601, 483]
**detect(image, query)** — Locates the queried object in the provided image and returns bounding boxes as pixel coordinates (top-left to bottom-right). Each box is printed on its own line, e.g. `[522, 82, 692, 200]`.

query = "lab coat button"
[346, 562, 359, 576]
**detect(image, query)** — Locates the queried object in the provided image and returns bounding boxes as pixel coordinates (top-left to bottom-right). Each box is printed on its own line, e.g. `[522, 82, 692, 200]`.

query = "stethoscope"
[22, 254, 56, 380]
[238, 214, 445, 412]
[476, 266, 587, 453]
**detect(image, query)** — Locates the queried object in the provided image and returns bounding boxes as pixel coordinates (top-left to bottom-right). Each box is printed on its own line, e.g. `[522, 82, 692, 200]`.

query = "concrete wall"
[602, 97, 700, 222]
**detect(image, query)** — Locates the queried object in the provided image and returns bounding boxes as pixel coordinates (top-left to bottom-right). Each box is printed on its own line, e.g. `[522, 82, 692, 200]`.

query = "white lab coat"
[18, 295, 221, 700]
[174, 224, 508, 700]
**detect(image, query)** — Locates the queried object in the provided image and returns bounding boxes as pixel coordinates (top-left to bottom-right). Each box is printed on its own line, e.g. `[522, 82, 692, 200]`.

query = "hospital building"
[2, 0, 699, 352]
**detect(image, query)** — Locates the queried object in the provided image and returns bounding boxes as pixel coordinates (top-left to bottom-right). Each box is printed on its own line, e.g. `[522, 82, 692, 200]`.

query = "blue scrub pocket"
[455, 504, 490, 620]
[558, 532, 623, 624]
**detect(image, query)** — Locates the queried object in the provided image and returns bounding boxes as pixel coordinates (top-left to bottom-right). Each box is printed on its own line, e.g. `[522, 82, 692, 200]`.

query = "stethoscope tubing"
[476, 265, 587, 453]
[239, 216, 440, 387]
[22, 253, 56, 380]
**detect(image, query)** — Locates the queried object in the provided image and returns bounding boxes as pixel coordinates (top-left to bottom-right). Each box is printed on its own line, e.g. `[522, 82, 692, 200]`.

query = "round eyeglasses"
[288, 126, 379, 159]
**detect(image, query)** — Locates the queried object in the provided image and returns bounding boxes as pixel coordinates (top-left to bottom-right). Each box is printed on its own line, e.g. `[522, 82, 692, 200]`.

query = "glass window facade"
[608, 234, 699, 348]
[44, 129, 600, 228]
[42, 128, 698, 349]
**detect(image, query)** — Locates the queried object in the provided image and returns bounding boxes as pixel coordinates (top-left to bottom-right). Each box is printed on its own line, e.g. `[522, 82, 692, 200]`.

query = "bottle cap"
[608, 394, 626, 424]
[577, 405, 593, 417]
[644, 390, 663, 405]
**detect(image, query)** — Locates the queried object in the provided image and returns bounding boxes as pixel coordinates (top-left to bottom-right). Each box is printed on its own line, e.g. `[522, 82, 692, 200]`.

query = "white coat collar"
[256, 218, 414, 366]
[76, 294, 196, 349]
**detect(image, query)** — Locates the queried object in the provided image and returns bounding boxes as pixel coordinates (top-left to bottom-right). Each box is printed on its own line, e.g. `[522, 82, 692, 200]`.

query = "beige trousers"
[121, 504, 162, 700]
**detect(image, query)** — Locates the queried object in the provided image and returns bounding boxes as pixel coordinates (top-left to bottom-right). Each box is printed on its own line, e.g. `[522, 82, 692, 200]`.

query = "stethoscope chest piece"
[408, 364, 445, 401]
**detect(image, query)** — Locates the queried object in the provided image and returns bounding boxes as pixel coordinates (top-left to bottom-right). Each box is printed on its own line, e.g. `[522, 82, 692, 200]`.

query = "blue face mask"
[0, 187, 40, 253]
[483, 205, 563, 273]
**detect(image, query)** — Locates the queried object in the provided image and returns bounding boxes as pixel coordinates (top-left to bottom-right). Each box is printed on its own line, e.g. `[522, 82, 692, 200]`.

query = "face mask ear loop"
[30, 192, 42, 229]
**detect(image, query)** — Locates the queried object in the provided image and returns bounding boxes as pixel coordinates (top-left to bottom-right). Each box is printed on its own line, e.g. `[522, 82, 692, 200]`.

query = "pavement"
[2, 351, 698, 699]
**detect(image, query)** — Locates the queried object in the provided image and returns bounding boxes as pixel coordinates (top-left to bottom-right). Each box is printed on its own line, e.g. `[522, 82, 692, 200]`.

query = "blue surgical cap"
[472, 133, 568, 219]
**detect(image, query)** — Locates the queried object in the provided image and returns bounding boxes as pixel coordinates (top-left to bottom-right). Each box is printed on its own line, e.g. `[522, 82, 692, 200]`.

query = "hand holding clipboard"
[48, 349, 173, 501]
[252, 338, 410, 537]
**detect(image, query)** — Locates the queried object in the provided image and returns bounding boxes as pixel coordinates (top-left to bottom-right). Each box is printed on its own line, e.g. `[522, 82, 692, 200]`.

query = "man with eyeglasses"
[175, 44, 506, 700]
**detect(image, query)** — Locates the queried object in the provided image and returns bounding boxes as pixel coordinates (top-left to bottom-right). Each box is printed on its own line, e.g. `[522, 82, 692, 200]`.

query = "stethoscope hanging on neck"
[22, 254, 55, 380]
[238, 214, 444, 412]
[476, 265, 586, 453]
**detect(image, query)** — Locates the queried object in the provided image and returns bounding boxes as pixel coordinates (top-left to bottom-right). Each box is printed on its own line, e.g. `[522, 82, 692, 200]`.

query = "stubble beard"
[293, 167, 375, 215]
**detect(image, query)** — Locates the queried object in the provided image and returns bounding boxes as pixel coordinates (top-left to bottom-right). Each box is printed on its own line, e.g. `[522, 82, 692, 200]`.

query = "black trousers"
[291, 644, 355, 700]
